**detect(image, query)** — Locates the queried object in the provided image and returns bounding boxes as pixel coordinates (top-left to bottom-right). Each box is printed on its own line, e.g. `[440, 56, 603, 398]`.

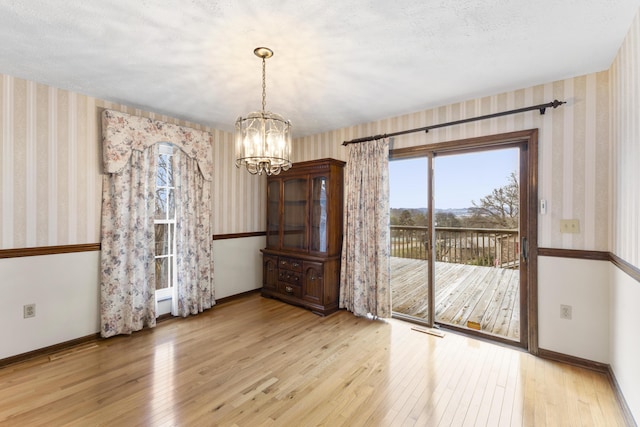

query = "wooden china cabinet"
[261, 158, 345, 315]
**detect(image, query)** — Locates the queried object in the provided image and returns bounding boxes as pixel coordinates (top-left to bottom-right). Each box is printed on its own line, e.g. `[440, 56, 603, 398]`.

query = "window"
[155, 143, 176, 301]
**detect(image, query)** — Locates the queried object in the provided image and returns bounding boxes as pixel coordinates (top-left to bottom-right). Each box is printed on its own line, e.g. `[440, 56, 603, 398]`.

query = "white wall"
[0, 236, 264, 359]
[213, 236, 264, 299]
[610, 267, 640, 420]
[0, 251, 100, 360]
[538, 256, 610, 363]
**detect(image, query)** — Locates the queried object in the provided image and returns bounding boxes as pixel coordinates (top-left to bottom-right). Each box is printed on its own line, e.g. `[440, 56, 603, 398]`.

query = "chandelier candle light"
[235, 47, 292, 175]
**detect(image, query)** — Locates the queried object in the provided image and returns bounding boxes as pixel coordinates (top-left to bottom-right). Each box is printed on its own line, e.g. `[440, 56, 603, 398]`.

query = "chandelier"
[235, 47, 292, 175]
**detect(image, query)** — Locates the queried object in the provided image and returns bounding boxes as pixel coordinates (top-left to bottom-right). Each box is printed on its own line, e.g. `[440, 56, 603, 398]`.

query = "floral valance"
[102, 109, 213, 181]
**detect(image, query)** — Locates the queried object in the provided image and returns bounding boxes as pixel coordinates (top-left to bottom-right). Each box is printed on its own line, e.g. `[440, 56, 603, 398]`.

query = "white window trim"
[155, 143, 177, 303]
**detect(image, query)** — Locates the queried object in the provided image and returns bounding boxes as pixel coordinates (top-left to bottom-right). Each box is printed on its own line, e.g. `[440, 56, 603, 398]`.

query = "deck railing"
[390, 225, 519, 268]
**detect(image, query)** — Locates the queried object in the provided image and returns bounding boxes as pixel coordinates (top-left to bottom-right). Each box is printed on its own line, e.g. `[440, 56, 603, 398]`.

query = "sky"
[389, 147, 519, 210]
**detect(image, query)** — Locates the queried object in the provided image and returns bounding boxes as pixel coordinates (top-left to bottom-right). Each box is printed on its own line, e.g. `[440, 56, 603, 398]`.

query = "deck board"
[391, 257, 520, 340]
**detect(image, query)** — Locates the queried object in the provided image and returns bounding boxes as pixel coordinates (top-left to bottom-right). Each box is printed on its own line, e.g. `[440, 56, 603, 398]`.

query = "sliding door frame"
[390, 129, 539, 354]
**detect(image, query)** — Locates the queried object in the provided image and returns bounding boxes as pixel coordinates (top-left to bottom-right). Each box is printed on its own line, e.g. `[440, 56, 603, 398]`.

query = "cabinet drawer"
[278, 270, 301, 285]
[278, 282, 302, 298]
[279, 257, 302, 272]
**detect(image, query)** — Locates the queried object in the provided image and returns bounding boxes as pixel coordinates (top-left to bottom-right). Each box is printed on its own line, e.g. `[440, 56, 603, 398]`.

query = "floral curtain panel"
[339, 138, 391, 318]
[172, 149, 215, 316]
[100, 109, 214, 338]
[100, 146, 159, 337]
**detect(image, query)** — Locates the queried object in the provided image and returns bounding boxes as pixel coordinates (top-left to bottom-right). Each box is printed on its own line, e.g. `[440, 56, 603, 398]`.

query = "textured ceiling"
[0, 0, 638, 137]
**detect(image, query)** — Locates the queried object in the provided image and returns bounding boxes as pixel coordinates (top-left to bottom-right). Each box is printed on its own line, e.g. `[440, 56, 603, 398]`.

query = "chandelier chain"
[261, 57, 267, 112]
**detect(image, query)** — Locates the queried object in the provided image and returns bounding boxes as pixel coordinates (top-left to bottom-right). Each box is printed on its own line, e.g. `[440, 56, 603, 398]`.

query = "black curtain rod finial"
[541, 99, 567, 114]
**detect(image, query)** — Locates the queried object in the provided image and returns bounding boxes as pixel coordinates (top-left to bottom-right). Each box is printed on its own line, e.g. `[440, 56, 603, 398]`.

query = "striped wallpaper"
[0, 75, 265, 250]
[293, 73, 611, 251]
[3, 15, 636, 255]
[611, 9, 640, 269]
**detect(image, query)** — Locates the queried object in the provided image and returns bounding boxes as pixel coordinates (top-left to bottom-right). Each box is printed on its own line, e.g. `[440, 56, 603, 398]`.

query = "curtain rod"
[341, 99, 566, 146]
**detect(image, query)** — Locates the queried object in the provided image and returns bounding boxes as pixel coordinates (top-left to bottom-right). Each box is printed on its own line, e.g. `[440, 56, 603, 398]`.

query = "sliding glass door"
[389, 133, 534, 349]
[389, 157, 430, 324]
[433, 148, 521, 341]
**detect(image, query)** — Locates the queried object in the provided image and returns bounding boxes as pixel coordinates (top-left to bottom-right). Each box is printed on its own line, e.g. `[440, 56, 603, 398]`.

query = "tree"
[412, 212, 428, 226]
[467, 171, 519, 229]
[435, 211, 461, 227]
[398, 209, 415, 226]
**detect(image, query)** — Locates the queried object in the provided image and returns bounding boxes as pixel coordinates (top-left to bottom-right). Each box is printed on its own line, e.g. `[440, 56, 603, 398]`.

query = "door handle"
[521, 237, 528, 262]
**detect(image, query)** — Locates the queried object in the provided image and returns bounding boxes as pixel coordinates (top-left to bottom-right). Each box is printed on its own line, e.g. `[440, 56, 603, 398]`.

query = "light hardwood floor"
[0, 293, 628, 426]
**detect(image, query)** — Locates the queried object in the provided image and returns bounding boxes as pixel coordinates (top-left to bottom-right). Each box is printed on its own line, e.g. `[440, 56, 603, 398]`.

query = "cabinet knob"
[285, 286, 293, 294]
[293, 262, 299, 268]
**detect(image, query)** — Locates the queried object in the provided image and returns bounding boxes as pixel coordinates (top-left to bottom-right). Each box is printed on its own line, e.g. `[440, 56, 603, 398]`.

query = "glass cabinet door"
[283, 178, 307, 249]
[267, 180, 280, 248]
[310, 176, 328, 252]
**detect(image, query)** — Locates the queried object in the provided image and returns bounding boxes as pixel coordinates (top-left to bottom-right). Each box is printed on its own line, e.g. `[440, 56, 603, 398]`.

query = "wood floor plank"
[0, 294, 628, 426]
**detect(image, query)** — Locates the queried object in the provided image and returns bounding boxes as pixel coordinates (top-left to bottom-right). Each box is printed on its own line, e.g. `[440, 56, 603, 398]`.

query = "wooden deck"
[391, 257, 520, 340]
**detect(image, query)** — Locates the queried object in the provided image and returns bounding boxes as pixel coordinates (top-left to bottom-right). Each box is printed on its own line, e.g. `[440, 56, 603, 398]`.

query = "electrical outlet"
[23, 304, 36, 318]
[560, 304, 572, 320]
[560, 219, 580, 234]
